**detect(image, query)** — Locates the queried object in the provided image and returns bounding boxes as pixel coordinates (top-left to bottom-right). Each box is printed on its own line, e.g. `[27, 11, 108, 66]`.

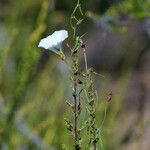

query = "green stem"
[73, 78, 78, 148]
[72, 51, 80, 149]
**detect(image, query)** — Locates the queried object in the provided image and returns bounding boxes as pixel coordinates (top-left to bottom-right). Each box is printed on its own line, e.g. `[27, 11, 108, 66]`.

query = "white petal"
[52, 30, 68, 42]
[38, 30, 68, 52]
[38, 38, 50, 49]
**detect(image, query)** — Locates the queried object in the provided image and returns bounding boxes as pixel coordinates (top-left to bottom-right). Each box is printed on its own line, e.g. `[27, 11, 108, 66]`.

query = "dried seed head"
[77, 79, 83, 84]
[106, 91, 112, 102]
[81, 43, 85, 48]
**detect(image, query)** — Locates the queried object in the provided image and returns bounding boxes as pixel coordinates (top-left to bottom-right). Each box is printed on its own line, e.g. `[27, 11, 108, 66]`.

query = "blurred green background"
[0, 0, 150, 149]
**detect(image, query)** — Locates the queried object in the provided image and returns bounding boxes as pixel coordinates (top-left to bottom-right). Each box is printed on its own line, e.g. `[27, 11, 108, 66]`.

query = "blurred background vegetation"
[0, 0, 150, 149]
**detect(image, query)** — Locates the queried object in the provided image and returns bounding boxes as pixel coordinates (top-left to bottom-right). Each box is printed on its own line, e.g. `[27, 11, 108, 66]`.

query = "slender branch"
[73, 78, 78, 144]
[72, 49, 81, 149]
[69, 0, 83, 149]
[70, 0, 83, 40]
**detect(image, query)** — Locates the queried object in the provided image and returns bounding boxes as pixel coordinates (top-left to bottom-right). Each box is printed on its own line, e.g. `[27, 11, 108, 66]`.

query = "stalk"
[72, 49, 81, 150]
[73, 77, 78, 148]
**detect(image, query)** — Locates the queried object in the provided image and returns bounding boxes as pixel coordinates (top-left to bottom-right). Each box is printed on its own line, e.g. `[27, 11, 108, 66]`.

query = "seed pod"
[77, 79, 83, 84]
[81, 43, 85, 48]
[106, 91, 112, 102]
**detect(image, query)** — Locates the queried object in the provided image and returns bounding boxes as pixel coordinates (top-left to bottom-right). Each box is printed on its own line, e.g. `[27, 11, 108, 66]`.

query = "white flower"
[38, 30, 68, 54]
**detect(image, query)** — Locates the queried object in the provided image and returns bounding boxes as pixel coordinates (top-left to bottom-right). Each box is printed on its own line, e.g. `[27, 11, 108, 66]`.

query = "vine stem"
[73, 78, 78, 145]
[72, 51, 79, 149]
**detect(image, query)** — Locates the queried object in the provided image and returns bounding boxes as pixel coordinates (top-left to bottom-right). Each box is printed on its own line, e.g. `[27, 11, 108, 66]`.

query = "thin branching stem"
[73, 77, 78, 144]
[70, 0, 83, 40]
[72, 52, 81, 149]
